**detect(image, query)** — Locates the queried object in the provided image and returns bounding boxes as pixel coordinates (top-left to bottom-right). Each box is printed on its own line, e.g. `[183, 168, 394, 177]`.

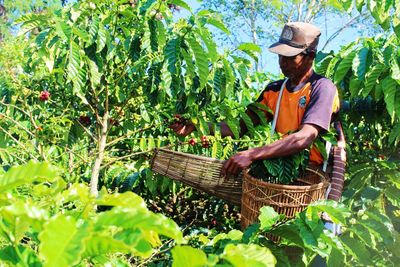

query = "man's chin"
[281, 70, 293, 78]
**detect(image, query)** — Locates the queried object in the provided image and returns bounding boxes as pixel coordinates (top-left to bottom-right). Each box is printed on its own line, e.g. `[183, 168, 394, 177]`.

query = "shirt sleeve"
[302, 78, 339, 131]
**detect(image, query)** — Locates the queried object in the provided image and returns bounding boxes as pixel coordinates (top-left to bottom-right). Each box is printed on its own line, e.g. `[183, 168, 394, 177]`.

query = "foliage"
[0, 161, 184, 266]
[3, 0, 260, 197]
[0, 0, 400, 266]
[340, 0, 400, 35]
[315, 34, 400, 154]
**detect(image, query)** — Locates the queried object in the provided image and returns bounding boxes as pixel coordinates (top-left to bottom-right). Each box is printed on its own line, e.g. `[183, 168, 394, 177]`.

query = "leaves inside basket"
[248, 150, 310, 184]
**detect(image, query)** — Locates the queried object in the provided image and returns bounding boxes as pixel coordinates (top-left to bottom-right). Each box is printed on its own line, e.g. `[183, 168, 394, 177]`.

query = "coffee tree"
[9, 0, 261, 197]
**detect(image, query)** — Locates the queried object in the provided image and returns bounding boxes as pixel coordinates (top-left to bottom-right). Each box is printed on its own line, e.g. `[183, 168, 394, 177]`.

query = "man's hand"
[169, 118, 196, 137]
[222, 149, 256, 177]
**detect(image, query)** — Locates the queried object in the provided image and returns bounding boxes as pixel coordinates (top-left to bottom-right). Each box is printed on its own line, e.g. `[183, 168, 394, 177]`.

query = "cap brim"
[268, 42, 305, 57]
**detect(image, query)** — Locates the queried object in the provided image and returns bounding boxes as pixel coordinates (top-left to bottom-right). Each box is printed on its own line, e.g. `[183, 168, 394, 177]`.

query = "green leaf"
[139, 137, 146, 151]
[238, 43, 262, 53]
[0, 161, 59, 192]
[169, 0, 192, 12]
[360, 186, 381, 201]
[394, 17, 400, 39]
[307, 201, 351, 224]
[1, 201, 48, 240]
[382, 75, 397, 121]
[356, 0, 365, 12]
[35, 29, 51, 48]
[388, 123, 400, 144]
[148, 19, 158, 52]
[196, 28, 218, 61]
[67, 40, 81, 89]
[165, 38, 180, 75]
[334, 50, 356, 83]
[238, 43, 261, 62]
[391, 55, 400, 80]
[352, 47, 370, 80]
[315, 53, 334, 76]
[73, 28, 90, 43]
[340, 234, 372, 265]
[140, 104, 151, 123]
[360, 209, 395, 245]
[39, 215, 89, 267]
[94, 207, 183, 243]
[97, 21, 108, 53]
[187, 37, 209, 89]
[248, 105, 268, 126]
[83, 234, 132, 258]
[258, 206, 282, 231]
[296, 213, 322, 250]
[87, 58, 101, 88]
[181, 49, 195, 81]
[226, 118, 240, 139]
[88, 17, 99, 40]
[211, 141, 220, 158]
[362, 63, 385, 97]
[222, 244, 276, 267]
[241, 112, 254, 134]
[340, 0, 353, 12]
[114, 229, 154, 258]
[0, 246, 41, 266]
[55, 20, 72, 41]
[171, 246, 208, 267]
[385, 185, 400, 208]
[199, 13, 230, 34]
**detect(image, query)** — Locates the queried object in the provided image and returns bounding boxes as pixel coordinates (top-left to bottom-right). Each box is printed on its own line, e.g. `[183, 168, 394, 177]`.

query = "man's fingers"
[169, 123, 184, 132]
[222, 159, 231, 176]
[227, 158, 239, 177]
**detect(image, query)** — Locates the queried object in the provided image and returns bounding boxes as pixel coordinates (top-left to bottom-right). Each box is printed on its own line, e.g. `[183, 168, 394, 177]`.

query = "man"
[222, 22, 341, 176]
[171, 22, 345, 201]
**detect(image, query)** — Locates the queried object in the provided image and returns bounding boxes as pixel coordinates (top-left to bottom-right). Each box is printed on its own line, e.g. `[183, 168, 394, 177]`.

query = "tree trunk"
[249, 0, 259, 70]
[90, 112, 108, 197]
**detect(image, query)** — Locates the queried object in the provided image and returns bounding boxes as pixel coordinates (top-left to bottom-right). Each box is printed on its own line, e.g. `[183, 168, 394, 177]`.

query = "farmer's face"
[279, 53, 313, 79]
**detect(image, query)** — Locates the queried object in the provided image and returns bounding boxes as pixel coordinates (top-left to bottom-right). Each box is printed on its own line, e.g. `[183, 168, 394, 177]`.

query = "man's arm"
[222, 124, 319, 176]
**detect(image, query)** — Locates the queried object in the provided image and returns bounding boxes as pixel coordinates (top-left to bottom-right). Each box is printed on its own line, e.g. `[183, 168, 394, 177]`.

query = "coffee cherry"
[39, 91, 50, 101]
[188, 138, 196, 146]
[174, 114, 184, 122]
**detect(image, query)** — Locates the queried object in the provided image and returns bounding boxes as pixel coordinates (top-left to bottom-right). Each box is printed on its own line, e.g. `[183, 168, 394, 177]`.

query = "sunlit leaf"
[171, 246, 208, 267]
[39, 215, 89, 267]
[352, 47, 370, 80]
[222, 244, 276, 267]
[0, 162, 59, 192]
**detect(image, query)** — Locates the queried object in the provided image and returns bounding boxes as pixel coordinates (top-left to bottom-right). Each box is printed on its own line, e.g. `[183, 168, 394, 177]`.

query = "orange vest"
[260, 82, 340, 164]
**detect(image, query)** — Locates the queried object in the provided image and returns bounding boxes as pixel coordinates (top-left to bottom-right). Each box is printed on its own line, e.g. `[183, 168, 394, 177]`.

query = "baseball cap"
[268, 22, 321, 57]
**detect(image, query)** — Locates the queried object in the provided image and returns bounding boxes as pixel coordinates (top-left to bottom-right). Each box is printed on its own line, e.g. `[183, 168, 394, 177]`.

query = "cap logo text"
[281, 27, 293, 40]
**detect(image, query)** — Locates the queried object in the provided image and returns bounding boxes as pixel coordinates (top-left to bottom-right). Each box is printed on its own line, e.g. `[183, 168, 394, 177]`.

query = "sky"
[175, 1, 378, 75]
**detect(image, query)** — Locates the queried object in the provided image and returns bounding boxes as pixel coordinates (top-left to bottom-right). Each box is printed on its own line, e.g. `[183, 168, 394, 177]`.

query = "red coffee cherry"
[39, 91, 50, 101]
[188, 138, 196, 146]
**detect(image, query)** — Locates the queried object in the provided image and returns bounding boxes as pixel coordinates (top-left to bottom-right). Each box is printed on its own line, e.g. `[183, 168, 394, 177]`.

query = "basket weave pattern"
[241, 168, 329, 229]
[151, 148, 243, 205]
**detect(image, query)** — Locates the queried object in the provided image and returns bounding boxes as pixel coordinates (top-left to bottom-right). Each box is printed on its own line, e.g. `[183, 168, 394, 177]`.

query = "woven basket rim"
[155, 147, 225, 164]
[243, 167, 329, 190]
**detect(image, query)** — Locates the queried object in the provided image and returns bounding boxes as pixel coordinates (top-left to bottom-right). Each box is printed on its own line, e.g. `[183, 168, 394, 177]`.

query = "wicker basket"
[150, 148, 243, 205]
[241, 167, 329, 230]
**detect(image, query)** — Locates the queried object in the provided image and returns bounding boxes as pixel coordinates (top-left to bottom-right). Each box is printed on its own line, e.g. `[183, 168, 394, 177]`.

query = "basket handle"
[270, 78, 288, 135]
